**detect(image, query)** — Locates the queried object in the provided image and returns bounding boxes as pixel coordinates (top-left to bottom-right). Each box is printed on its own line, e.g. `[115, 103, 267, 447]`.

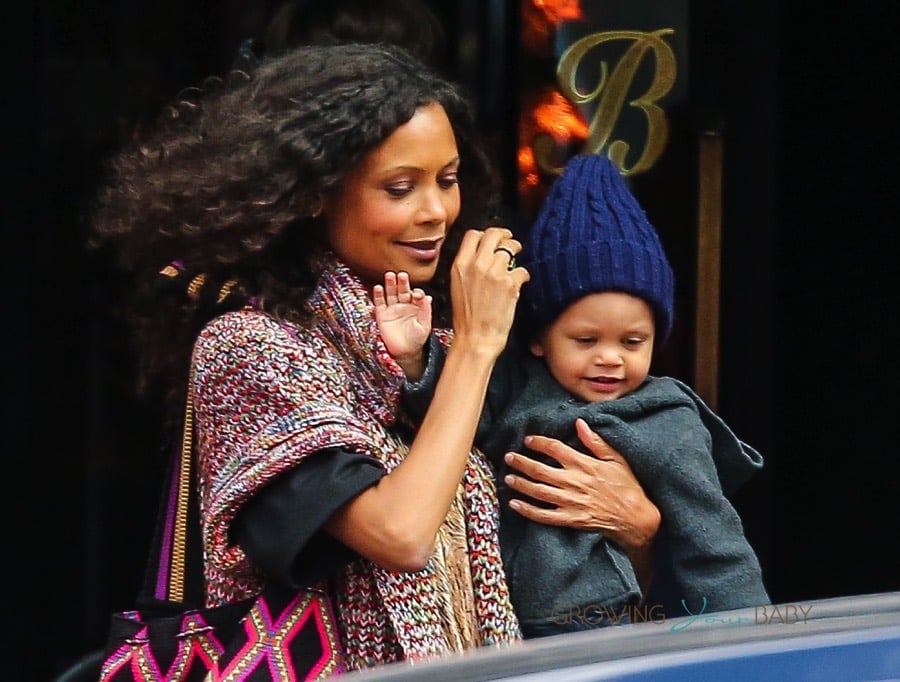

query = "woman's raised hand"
[449, 227, 530, 358]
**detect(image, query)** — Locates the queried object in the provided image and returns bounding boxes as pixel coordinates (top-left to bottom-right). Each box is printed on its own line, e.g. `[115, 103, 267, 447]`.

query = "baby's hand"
[374, 271, 432, 378]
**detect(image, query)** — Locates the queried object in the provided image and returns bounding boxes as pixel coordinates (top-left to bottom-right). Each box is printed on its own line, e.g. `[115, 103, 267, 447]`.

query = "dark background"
[11, 1, 899, 679]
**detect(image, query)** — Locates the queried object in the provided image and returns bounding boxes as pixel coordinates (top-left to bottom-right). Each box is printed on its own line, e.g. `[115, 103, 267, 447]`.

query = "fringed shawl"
[191, 255, 521, 670]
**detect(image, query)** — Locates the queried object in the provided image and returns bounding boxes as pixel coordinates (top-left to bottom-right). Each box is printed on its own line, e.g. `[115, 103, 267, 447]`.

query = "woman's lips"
[395, 239, 442, 260]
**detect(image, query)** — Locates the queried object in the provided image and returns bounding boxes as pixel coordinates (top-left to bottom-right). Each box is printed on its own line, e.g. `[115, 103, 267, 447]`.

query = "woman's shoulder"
[199, 308, 281, 336]
[193, 309, 312, 364]
[196, 308, 278, 346]
[191, 308, 343, 398]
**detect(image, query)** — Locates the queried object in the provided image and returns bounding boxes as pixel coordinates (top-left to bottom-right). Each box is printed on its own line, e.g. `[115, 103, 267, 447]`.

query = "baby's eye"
[574, 337, 595, 345]
[623, 337, 646, 348]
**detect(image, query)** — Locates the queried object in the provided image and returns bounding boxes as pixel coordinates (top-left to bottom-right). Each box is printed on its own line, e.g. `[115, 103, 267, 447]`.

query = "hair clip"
[187, 273, 208, 302]
[217, 279, 238, 304]
[159, 260, 186, 278]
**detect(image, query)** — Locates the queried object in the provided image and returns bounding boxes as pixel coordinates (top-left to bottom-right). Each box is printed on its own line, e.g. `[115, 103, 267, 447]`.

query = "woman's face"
[324, 102, 461, 286]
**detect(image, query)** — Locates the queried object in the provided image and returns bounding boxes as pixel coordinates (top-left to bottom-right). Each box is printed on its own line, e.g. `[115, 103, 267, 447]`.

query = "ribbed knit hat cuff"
[522, 238, 674, 340]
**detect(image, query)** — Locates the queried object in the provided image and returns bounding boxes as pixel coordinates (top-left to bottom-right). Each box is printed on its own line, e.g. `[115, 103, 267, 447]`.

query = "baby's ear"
[528, 337, 546, 357]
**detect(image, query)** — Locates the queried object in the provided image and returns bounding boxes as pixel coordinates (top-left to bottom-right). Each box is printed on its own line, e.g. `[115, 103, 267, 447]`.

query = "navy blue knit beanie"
[519, 154, 675, 340]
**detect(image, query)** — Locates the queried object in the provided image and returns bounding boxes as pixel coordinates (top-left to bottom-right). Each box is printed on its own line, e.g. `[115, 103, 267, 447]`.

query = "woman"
[91, 42, 659, 675]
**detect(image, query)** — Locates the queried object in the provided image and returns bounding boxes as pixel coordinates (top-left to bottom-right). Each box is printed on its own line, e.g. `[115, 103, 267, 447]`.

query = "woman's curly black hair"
[264, 0, 447, 68]
[90, 42, 500, 404]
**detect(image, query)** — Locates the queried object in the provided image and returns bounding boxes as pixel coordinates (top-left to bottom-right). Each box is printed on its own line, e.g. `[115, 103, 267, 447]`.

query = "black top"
[232, 448, 384, 587]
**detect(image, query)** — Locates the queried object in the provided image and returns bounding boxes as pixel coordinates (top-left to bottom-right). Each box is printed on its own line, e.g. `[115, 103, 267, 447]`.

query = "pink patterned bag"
[98, 384, 343, 681]
[99, 585, 343, 681]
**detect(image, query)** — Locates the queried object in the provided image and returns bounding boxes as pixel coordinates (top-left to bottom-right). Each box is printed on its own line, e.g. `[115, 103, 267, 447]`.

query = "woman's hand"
[449, 227, 530, 359]
[503, 418, 660, 554]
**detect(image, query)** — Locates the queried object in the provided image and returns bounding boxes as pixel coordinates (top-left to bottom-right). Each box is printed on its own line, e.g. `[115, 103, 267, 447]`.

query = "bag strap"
[167, 371, 194, 602]
[138, 366, 203, 609]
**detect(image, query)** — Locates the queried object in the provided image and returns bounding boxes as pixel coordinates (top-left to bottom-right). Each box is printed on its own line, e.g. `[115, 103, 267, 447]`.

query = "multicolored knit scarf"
[191, 255, 521, 670]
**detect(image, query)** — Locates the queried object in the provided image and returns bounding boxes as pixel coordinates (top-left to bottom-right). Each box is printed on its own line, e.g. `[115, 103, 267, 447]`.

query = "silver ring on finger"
[493, 246, 517, 270]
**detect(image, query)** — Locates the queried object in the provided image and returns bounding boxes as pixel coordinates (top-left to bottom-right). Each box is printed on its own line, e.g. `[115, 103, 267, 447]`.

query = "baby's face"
[530, 292, 655, 402]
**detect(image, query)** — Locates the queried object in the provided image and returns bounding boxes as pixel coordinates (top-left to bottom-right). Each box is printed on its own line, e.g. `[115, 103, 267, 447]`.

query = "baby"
[375, 154, 769, 637]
